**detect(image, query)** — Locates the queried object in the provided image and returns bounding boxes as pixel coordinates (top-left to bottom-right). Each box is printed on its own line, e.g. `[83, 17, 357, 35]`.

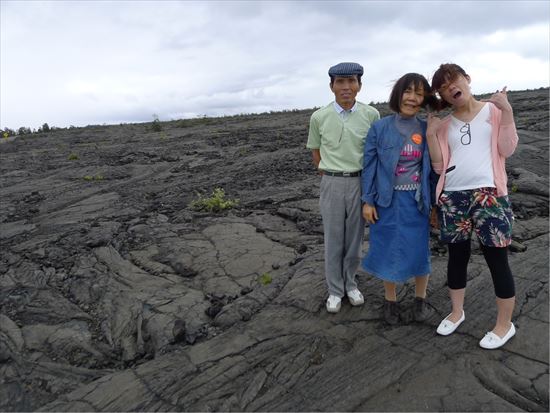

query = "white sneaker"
[326, 295, 342, 313]
[347, 289, 364, 306]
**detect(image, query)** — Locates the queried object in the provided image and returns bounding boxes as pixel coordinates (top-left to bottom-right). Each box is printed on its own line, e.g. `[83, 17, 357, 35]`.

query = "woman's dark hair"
[431, 63, 468, 90]
[431, 63, 469, 109]
[389, 73, 439, 113]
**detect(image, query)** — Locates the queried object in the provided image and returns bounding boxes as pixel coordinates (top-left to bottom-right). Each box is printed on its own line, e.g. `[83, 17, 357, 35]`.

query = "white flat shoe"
[436, 311, 465, 336]
[479, 323, 516, 349]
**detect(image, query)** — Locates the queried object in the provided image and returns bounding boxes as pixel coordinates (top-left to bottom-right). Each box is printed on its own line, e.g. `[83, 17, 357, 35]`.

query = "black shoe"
[413, 297, 432, 322]
[383, 300, 400, 325]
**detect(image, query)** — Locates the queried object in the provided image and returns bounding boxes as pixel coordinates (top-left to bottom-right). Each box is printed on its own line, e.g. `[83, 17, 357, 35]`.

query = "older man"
[307, 62, 380, 313]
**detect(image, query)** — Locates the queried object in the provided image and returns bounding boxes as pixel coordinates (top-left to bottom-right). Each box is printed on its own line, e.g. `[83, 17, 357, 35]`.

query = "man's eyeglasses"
[460, 123, 471, 145]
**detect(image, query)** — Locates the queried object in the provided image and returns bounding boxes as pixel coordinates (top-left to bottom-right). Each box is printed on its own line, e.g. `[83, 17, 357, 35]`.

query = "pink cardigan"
[432, 102, 518, 201]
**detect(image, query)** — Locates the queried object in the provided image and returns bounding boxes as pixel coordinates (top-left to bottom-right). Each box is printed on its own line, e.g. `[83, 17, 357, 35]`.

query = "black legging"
[447, 241, 515, 298]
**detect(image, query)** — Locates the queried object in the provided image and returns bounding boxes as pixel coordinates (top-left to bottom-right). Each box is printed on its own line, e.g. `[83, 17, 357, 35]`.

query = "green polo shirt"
[307, 101, 380, 172]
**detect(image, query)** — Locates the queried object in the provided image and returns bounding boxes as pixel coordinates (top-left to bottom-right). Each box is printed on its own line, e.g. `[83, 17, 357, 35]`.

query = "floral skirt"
[437, 187, 513, 247]
[362, 190, 430, 282]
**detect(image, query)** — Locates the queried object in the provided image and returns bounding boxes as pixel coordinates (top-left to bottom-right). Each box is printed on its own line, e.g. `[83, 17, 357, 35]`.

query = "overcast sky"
[1, 1, 549, 130]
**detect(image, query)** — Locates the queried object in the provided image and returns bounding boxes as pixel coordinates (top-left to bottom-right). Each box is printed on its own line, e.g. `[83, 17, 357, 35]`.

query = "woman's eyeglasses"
[460, 123, 471, 145]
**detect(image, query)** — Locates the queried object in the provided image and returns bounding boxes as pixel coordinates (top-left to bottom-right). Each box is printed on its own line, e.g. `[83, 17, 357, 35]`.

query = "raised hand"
[481, 86, 513, 113]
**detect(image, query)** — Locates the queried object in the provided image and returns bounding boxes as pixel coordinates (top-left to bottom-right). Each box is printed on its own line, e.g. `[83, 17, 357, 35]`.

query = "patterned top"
[393, 115, 423, 190]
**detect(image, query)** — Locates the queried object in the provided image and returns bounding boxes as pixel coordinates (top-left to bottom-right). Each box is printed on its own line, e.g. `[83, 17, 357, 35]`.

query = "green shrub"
[83, 174, 103, 181]
[151, 114, 162, 132]
[2, 128, 15, 138]
[190, 188, 239, 212]
[178, 118, 199, 128]
[68, 153, 79, 160]
[259, 272, 272, 285]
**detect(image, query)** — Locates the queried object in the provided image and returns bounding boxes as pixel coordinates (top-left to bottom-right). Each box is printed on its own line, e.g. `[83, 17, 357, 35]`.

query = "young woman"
[361, 73, 438, 325]
[426, 63, 518, 349]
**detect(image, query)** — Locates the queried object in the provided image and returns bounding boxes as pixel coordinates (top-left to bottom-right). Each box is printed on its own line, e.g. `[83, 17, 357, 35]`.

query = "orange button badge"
[411, 133, 423, 145]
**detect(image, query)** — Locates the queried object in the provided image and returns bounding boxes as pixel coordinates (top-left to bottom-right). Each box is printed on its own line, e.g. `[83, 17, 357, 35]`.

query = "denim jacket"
[361, 114, 435, 216]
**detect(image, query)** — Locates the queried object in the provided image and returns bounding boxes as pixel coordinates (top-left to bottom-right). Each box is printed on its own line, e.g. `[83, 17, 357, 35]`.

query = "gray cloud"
[270, 1, 550, 34]
[1, 1, 548, 129]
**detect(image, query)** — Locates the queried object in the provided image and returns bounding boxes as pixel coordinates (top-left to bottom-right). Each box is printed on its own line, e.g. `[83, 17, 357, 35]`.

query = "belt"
[323, 171, 361, 177]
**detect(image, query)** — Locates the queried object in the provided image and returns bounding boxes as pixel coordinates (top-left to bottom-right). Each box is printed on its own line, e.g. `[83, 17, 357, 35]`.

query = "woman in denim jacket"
[361, 73, 438, 325]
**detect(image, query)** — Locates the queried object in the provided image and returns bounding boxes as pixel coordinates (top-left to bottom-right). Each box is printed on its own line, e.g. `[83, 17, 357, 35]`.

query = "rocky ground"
[0, 88, 548, 412]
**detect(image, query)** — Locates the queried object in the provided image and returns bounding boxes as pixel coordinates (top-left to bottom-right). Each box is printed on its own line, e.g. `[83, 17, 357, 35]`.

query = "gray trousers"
[319, 175, 365, 297]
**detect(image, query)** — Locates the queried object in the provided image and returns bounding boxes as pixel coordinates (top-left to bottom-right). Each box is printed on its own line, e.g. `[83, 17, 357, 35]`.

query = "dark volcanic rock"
[0, 89, 548, 412]
[171, 319, 186, 343]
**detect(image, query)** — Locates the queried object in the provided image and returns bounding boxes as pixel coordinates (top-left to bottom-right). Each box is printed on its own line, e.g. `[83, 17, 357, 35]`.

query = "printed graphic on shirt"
[394, 133, 423, 190]
[396, 166, 407, 176]
[400, 144, 422, 161]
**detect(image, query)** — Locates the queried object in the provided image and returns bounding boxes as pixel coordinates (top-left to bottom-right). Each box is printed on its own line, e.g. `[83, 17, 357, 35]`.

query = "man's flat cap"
[328, 62, 364, 77]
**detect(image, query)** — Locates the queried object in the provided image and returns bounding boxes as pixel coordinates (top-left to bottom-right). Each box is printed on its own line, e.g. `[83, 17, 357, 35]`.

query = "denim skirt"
[362, 190, 430, 282]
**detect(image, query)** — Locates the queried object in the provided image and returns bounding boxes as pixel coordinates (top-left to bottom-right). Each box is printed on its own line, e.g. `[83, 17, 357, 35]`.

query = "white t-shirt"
[444, 103, 494, 191]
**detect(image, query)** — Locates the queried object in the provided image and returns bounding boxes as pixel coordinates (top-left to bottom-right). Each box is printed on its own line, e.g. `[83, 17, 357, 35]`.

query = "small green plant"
[259, 272, 272, 285]
[2, 128, 15, 138]
[190, 188, 239, 212]
[177, 119, 191, 128]
[511, 183, 519, 193]
[68, 153, 79, 160]
[83, 174, 104, 181]
[151, 114, 162, 132]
